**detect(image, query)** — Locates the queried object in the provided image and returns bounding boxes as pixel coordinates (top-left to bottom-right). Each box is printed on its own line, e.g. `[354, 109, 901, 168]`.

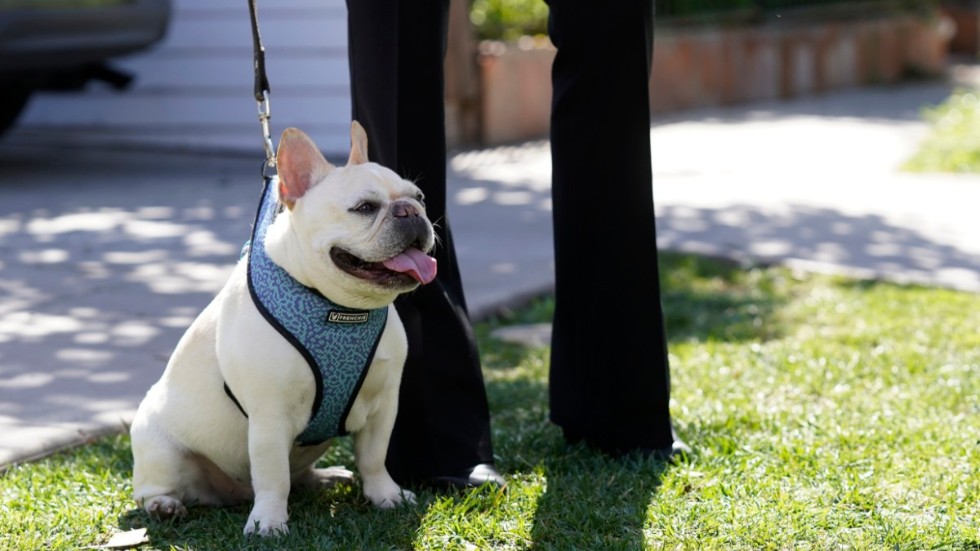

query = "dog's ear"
[276, 128, 335, 209]
[348, 121, 369, 166]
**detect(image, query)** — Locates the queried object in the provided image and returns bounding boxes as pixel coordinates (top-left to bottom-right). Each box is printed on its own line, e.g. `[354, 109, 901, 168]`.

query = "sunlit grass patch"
[904, 87, 980, 173]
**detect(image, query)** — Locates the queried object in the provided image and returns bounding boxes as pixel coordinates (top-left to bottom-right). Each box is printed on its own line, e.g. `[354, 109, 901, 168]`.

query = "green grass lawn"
[903, 87, 980, 173]
[1, 252, 978, 550]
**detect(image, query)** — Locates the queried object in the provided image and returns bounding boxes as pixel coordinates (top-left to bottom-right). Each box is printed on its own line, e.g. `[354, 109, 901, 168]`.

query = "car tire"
[0, 87, 33, 138]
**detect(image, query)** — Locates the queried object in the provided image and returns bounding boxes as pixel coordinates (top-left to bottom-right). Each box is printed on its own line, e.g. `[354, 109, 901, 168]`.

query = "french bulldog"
[129, 121, 436, 536]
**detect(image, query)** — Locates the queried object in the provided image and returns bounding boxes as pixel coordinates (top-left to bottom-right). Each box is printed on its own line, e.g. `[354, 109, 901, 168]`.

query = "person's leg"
[546, 0, 683, 456]
[346, 0, 500, 486]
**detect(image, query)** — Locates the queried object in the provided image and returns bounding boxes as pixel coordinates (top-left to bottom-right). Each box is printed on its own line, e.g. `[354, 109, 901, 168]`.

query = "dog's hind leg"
[132, 422, 253, 520]
[131, 423, 194, 520]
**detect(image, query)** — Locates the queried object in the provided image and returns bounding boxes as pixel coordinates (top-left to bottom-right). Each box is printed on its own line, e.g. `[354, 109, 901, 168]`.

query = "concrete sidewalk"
[3, 72, 980, 468]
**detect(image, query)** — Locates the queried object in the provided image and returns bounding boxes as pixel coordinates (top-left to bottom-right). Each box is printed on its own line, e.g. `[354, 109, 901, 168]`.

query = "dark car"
[0, 0, 171, 136]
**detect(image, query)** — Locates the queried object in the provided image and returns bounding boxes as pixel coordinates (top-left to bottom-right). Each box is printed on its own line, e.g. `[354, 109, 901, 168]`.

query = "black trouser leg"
[546, 0, 675, 455]
[346, 0, 495, 483]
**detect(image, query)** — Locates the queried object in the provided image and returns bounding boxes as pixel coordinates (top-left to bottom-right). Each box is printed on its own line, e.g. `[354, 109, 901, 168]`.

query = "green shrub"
[469, 0, 940, 41]
[469, 0, 549, 41]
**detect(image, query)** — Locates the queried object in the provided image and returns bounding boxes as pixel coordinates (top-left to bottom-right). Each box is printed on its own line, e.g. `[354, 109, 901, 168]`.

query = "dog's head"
[272, 122, 437, 309]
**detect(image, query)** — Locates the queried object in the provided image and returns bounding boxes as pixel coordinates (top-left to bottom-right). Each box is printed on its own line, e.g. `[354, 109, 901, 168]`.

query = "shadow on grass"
[116, 483, 426, 550]
[476, 251, 789, 548]
[111, 437, 424, 550]
[659, 252, 788, 343]
[491, 376, 676, 550]
[530, 450, 671, 550]
[485, 373, 678, 550]
[479, 251, 790, 353]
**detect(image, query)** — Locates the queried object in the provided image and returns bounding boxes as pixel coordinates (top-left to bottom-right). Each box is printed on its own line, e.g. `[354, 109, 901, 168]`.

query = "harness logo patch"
[327, 310, 370, 324]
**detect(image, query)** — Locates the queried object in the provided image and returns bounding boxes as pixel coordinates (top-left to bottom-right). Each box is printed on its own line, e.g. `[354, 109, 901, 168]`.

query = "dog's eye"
[416, 192, 425, 206]
[352, 201, 378, 214]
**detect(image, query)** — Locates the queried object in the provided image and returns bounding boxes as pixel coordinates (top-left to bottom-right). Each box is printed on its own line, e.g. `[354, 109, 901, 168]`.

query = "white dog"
[129, 122, 436, 536]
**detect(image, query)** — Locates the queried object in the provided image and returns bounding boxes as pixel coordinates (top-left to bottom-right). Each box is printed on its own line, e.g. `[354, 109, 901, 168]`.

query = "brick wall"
[651, 15, 954, 113]
[472, 14, 954, 146]
[943, 3, 980, 54]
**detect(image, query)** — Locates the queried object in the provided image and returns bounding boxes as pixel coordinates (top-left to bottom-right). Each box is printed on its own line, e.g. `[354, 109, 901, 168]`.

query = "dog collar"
[226, 176, 388, 446]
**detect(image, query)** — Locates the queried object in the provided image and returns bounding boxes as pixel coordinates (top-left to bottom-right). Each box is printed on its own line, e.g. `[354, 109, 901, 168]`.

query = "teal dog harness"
[225, 177, 387, 446]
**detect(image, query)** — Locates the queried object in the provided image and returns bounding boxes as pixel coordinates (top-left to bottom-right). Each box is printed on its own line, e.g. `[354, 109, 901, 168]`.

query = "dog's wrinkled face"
[326, 172, 434, 288]
[273, 123, 437, 307]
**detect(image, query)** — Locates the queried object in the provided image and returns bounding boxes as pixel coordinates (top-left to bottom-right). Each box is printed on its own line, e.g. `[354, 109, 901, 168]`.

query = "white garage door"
[18, 0, 353, 159]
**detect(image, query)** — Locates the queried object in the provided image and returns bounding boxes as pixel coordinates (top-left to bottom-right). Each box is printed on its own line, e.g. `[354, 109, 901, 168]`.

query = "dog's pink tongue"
[382, 248, 438, 284]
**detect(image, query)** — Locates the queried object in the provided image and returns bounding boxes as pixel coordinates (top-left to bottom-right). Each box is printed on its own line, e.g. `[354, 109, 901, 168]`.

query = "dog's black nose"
[391, 201, 420, 218]
[389, 200, 431, 247]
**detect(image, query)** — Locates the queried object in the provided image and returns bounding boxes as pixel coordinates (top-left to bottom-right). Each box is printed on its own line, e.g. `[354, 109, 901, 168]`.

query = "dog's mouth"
[330, 246, 437, 286]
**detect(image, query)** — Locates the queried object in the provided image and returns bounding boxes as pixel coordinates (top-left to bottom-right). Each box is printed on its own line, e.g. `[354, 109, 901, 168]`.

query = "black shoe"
[426, 463, 505, 490]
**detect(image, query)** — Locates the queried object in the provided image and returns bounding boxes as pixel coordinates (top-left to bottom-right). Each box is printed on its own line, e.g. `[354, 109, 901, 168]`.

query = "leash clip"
[248, 0, 275, 179]
[257, 90, 277, 176]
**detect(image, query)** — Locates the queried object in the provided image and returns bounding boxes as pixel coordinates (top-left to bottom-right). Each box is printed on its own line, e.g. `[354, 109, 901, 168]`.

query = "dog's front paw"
[143, 495, 188, 520]
[243, 507, 289, 537]
[397, 488, 417, 506]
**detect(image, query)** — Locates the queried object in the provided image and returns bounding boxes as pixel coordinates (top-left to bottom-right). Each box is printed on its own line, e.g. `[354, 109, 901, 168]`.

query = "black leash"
[223, 0, 277, 420]
[247, 0, 276, 174]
